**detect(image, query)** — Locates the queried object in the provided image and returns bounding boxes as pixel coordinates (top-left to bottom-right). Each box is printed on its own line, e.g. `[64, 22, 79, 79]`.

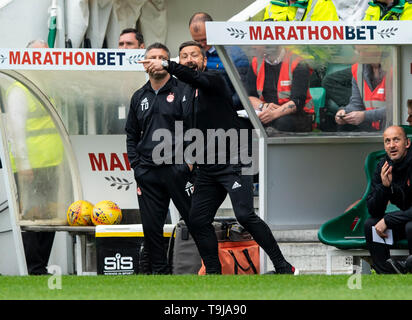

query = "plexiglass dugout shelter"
[0, 48, 148, 275]
[206, 20, 412, 270]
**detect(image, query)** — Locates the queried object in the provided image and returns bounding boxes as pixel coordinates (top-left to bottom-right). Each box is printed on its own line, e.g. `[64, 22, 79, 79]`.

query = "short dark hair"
[188, 12, 213, 27]
[179, 41, 206, 58]
[145, 42, 170, 59]
[120, 28, 144, 45]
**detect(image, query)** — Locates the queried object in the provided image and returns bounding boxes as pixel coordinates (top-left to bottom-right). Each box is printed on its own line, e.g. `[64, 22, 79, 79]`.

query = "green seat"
[318, 126, 412, 250]
[309, 87, 326, 126]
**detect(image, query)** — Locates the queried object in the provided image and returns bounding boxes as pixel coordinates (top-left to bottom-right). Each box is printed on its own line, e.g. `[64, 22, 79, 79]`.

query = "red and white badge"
[167, 92, 175, 103]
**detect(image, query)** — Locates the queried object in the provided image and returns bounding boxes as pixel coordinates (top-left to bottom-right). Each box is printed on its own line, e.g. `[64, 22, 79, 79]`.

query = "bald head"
[189, 12, 213, 51]
[27, 40, 49, 49]
[189, 12, 213, 27]
[383, 126, 410, 162]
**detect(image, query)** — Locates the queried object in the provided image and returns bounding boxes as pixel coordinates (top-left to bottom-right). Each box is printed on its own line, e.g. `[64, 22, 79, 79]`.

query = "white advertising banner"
[0, 48, 146, 71]
[70, 135, 138, 209]
[206, 21, 412, 45]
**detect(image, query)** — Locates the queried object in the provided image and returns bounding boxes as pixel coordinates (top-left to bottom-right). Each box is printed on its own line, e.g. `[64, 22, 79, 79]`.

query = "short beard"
[150, 70, 168, 80]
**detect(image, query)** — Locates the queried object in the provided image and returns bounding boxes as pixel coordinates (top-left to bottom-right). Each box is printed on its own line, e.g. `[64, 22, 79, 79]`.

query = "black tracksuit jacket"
[367, 149, 412, 227]
[125, 76, 190, 177]
[166, 60, 241, 169]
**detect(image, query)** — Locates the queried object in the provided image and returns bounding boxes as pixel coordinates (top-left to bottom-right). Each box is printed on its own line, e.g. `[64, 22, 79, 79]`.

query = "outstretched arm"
[139, 59, 227, 94]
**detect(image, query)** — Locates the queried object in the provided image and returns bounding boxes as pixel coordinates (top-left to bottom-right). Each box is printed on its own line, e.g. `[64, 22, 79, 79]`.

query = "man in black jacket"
[140, 41, 297, 275]
[365, 125, 412, 274]
[125, 43, 193, 274]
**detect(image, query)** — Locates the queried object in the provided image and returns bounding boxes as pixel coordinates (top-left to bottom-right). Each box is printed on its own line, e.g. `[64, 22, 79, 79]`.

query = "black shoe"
[275, 261, 299, 275]
[386, 258, 408, 274]
[264, 270, 276, 274]
[405, 255, 412, 273]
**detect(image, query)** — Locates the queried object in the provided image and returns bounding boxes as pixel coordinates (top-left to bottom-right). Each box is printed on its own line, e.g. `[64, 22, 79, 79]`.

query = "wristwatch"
[161, 59, 169, 69]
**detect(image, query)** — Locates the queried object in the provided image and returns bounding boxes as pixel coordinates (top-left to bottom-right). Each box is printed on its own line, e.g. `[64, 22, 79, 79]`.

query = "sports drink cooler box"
[95, 224, 174, 275]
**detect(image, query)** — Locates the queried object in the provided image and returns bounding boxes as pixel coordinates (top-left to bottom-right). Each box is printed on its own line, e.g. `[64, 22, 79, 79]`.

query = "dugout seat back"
[309, 87, 326, 126]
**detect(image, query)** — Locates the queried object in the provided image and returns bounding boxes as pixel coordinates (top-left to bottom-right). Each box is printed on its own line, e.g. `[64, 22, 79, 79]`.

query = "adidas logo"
[232, 181, 242, 190]
[182, 95, 186, 102]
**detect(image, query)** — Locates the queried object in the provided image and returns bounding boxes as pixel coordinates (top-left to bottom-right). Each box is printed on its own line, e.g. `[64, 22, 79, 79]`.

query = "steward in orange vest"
[247, 49, 314, 132]
[335, 63, 386, 132]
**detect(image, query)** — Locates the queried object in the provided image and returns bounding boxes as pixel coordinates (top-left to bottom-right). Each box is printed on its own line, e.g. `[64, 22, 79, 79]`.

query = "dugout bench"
[21, 224, 175, 276]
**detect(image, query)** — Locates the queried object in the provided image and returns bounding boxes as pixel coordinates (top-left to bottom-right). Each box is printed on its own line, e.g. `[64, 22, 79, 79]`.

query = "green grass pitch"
[1, 274, 412, 300]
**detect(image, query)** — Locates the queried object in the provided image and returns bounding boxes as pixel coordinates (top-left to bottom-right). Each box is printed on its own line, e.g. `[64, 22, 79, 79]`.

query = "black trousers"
[188, 165, 286, 274]
[22, 231, 55, 275]
[364, 216, 412, 274]
[136, 164, 193, 274]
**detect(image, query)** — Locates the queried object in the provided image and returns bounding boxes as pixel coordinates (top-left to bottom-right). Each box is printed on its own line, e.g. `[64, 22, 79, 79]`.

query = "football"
[67, 200, 94, 226]
[91, 200, 122, 225]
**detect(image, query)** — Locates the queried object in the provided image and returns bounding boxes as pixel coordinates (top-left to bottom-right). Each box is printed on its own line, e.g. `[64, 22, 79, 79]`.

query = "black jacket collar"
[143, 75, 176, 94]
[386, 148, 412, 172]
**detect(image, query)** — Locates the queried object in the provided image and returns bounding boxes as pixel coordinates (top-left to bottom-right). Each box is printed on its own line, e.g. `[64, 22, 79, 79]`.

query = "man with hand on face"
[364, 125, 412, 274]
[125, 42, 193, 274]
[140, 41, 298, 275]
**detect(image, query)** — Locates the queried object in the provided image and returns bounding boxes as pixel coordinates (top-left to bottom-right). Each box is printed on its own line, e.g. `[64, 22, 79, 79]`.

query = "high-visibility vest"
[290, 0, 339, 21]
[404, 1, 412, 19]
[352, 63, 386, 130]
[7, 82, 63, 171]
[263, 0, 294, 21]
[252, 52, 314, 114]
[363, 0, 412, 20]
[264, 0, 339, 21]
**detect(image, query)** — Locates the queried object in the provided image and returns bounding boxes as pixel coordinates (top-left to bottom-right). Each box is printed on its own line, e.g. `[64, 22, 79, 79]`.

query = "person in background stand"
[246, 46, 315, 132]
[323, 0, 412, 128]
[263, 0, 339, 22]
[188, 12, 249, 112]
[407, 99, 412, 126]
[118, 28, 145, 49]
[7, 40, 63, 275]
[102, 28, 146, 135]
[363, 0, 412, 21]
[334, 62, 386, 132]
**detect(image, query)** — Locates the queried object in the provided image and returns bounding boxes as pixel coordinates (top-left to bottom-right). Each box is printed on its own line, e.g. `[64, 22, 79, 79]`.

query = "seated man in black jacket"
[364, 125, 412, 274]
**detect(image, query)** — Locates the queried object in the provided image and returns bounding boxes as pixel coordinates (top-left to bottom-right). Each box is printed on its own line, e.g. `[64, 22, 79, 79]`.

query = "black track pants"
[136, 164, 193, 274]
[188, 166, 286, 274]
[364, 216, 412, 274]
